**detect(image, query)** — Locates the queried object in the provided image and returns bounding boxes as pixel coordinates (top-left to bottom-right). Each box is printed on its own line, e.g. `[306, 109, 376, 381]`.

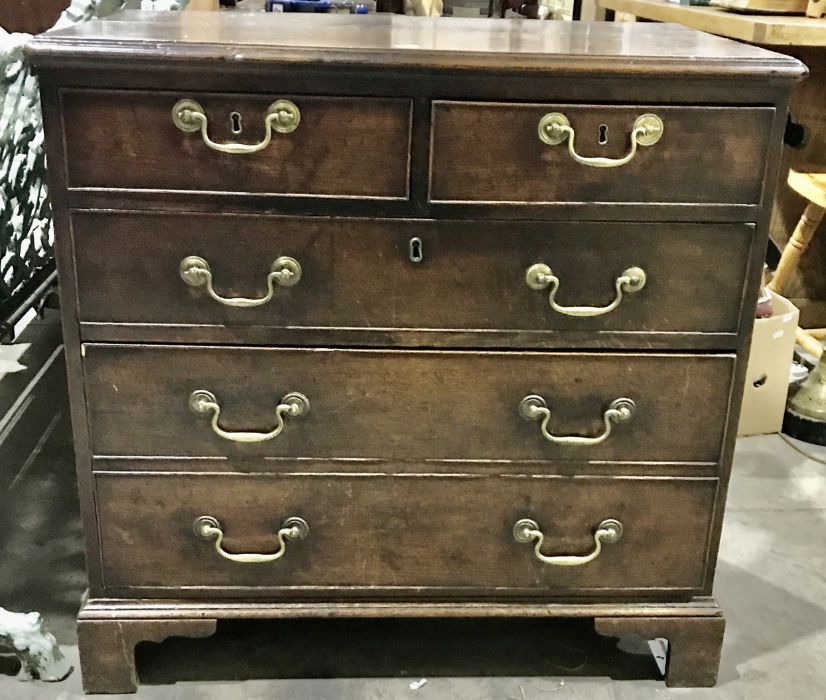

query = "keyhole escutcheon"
[598, 124, 609, 145]
[409, 237, 424, 264]
[230, 111, 243, 135]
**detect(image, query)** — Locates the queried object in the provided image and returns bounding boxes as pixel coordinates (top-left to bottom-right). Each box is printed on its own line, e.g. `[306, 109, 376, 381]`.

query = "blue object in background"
[266, 0, 370, 11]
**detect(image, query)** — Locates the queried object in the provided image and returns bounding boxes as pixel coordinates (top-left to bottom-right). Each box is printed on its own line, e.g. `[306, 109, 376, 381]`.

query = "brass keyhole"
[598, 124, 609, 145]
[230, 112, 243, 135]
[409, 237, 424, 264]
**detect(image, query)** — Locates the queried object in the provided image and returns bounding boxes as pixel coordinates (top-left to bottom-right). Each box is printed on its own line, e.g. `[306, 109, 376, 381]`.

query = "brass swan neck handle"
[193, 516, 309, 563]
[189, 390, 309, 443]
[172, 99, 300, 155]
[180, 255, 302, 308]
[538, 112, 664, 168]
[519, 394, 635, 446]
[513, 518, 623, 566]
[526, 263, 646, 317]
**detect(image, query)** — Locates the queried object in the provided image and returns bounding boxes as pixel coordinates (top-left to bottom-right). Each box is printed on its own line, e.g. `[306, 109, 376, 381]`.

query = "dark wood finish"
[61, 90, 411, 198]
[71, 211, 754, 347]
[77, 618, 217, 694]
[431, 103, 774, 205]
[26, 13, 804, 79]
[73, 596, 722, 691]
[35, 79, 108, 597]
[94, 472, 716, 595]
[79, 595, 725, 619]
[83, 345, 734, 464]
[595, 615, 726, 687]
[0, 0, 66, 34]
[28, 12, 802, 692]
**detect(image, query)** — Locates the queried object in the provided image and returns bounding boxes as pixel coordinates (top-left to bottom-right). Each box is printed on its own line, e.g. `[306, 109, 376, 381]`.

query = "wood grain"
[596, 615, 726, 687]
[70, 211, 754, 345]
[77, 618, 216, 694]
[28, 11, 802, 691]
[599, 0, 826, 46]
[25, 12, 807, 77]
[94, 472, 717, 595]
[83, 345, 734, 464]
[430, 102, 774, 205]
[78, 596, 724, 619]
[0, 0, 66, 34]
[61, 90, 411, 198]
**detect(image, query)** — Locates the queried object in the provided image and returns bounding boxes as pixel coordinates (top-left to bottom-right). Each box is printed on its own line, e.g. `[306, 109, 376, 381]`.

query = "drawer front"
[430, 102, 773, 205]
[84, 345, 733, 464]
[61, 90, 411, 198]
[72, 211, 752, 345]
[95, 472, 716, 595]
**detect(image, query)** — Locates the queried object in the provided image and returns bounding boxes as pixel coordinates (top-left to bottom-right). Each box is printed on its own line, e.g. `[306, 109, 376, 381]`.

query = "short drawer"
[61, 90, 411, 198]
[84, 345, 733, 465]
[95, 472, 716, 596]
[430, 102, 774, 205]
[72, 211, 753, 348]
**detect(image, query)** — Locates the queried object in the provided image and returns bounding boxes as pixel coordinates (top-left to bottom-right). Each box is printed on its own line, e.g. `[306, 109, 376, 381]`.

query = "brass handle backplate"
[189, 389, 309, 443]
[180, 255, 301, 308]
[526, 263, 646, 317]
[519, 394, 635, 446]
[193, 515, 308, 563]
[513, 517, 623, 566]
[172, 98, 300, 154]
[538, 112, 663, 168]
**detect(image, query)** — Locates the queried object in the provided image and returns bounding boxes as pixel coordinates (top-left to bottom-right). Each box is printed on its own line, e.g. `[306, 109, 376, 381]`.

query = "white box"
[737, 292, 799, 436]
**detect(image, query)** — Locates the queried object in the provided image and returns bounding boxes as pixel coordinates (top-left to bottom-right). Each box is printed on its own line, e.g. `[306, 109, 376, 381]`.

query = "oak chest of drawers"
[27, 12, 805, 693]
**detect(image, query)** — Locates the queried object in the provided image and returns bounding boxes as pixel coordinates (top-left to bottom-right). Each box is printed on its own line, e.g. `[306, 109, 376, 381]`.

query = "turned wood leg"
[77, 618, 217, 694]
[770, 201, 825, 297]
[595, 615, 726, 687]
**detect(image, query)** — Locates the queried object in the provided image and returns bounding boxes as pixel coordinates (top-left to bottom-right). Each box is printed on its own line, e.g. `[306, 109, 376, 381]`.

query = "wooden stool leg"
[807, 0, 825, 18]
[797, 327, 823, 357]
[770, 202, 825, 296]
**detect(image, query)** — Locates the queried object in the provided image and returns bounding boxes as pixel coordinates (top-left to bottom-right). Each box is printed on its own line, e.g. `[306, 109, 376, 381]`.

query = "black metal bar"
[0, 266, 58, 344]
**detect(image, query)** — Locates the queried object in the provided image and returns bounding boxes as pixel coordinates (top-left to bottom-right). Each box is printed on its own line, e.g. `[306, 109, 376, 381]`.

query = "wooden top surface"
[599, 0, 826, 47]
[26, 11, 805, 78]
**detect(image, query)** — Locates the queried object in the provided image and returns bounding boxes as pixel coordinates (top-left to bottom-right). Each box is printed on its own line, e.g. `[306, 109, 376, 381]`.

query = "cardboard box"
[738, 292, 799, 436]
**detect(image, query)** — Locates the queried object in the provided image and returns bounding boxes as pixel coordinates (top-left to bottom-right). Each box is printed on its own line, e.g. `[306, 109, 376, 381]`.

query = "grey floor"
[2, 315, 825, 699]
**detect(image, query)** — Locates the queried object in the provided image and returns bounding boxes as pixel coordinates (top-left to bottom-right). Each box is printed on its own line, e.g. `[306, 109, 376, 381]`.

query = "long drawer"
[94, 472, 717, 596]
[430, 102, 774, 205]
[71, 211, 753, 348]
[60, 90, 412, 198]
[83, 345, 734, 464]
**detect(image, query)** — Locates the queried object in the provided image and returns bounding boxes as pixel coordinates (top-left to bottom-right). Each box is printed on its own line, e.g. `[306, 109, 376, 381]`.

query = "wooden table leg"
[770, 201, 825, 297]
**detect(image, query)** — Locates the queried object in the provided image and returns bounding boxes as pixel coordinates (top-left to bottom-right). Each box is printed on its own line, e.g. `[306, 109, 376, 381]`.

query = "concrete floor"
[1, 316, 825, 699]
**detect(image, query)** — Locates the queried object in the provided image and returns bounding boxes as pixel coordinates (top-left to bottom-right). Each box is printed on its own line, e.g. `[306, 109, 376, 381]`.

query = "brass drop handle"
[189, 390, 309, 443]
[193, 515, 309, 563]
[172, 99, 300, 155]
[538, 112, 663, 168]
[180, 255, 301, 308]
[519, 395, 635, 446]
[513, 518, 622, 566]
[525, 264, 646, 317]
